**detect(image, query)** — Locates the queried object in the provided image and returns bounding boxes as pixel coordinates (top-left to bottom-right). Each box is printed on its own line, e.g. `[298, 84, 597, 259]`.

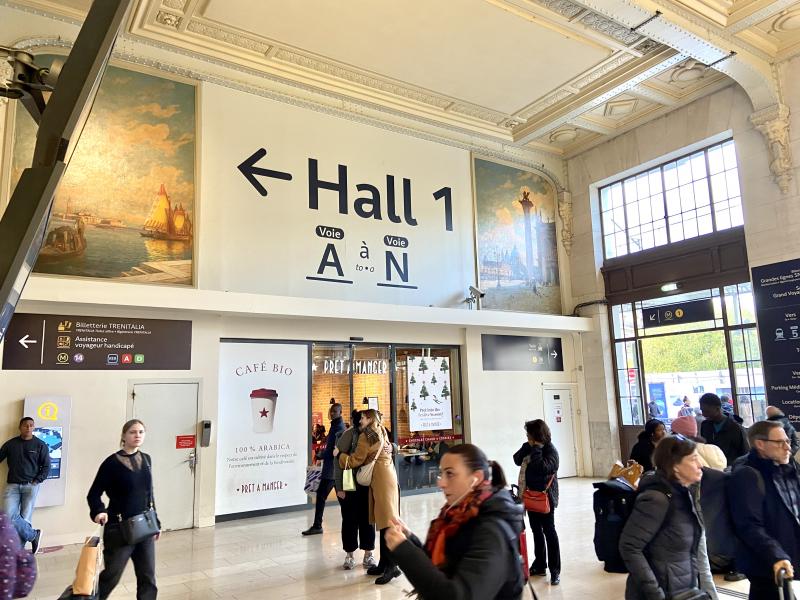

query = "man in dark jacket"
[302, 402, 344, 536]
[700, 393, 749, 466]
[729, 420, 800, 600]
[0, 417, 50, 553]
[766, 406, 800, 455]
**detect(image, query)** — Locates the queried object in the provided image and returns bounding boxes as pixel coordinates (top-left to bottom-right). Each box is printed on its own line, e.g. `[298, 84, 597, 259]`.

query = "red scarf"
[424, 482, 492, 567]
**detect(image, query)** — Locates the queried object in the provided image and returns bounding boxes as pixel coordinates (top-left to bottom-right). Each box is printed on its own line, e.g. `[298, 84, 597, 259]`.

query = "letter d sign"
[37, 402, 58, 421]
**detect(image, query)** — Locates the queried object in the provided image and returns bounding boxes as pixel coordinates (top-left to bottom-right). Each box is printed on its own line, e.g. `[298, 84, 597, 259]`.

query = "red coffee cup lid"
[250, 388, 278, 399]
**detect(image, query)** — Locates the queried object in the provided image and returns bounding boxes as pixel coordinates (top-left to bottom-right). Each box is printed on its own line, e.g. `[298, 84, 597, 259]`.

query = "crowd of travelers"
[1, 391, 800, 599]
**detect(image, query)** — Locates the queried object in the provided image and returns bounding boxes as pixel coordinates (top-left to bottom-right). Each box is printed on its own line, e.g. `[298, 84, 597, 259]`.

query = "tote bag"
[342, 457, 357, 492]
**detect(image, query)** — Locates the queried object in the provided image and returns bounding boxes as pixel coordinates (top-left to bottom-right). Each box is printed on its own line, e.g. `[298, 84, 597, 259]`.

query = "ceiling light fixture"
[661, 282, 679, 292]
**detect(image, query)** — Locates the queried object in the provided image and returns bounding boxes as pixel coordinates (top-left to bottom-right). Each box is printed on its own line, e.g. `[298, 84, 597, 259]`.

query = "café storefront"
[310, 342, 463, 493]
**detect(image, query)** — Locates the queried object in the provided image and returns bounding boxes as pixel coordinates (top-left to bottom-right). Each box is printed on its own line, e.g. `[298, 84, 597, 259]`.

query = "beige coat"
[338, 426, 399, 529]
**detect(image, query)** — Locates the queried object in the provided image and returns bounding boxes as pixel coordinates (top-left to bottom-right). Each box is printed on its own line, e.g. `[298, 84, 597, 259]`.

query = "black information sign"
[2, 313, 192, 370]
[481, 334, 563, 372]
[642, 299, 715, 329]
[753, 259, 800, 423]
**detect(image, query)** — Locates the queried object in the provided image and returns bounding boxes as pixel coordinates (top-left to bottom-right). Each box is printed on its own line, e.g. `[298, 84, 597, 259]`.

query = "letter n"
[318, 243, 344, 277]
[385, 251, 409, 283]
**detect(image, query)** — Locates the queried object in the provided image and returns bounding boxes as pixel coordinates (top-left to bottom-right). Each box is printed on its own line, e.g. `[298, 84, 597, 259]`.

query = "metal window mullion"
[704, 147, 719, 232]
[620, 180, 631, 255]
[659, 164, 671, 244]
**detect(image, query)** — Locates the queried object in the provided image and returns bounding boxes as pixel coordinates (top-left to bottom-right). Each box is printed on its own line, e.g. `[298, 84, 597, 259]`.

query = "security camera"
[469, 286, 485, 299]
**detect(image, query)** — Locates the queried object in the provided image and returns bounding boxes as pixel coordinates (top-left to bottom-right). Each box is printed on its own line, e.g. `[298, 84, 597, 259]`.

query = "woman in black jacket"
[513, 419, 561, 585]
[619, 435, 718, 600]
[87, 419, 159, 600]
[630, 419, 666, 472]
[386, 444, 525, 599]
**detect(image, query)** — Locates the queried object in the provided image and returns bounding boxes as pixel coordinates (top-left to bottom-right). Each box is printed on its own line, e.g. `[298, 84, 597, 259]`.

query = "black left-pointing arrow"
[237, 148, 293, 197]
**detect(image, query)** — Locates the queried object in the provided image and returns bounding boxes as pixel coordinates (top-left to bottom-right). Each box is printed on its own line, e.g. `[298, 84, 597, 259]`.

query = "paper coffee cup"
[251, 388, 278, 434]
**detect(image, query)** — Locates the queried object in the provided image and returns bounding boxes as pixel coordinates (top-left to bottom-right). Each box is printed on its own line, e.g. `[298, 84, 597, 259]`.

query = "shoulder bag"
[356, 427, 384, 486]
[523, 474, 555, 514]
[119, 453, 160, 545]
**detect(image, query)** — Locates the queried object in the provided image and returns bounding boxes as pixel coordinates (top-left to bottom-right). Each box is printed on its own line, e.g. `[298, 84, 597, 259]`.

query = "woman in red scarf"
[386, 444, 525, 599]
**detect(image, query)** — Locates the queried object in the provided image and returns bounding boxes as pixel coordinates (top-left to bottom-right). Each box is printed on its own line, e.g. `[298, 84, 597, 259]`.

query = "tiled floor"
[32, 478, 751, 599]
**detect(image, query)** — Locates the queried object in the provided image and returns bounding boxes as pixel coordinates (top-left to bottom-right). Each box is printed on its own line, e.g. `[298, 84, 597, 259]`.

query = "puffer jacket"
[392, 488, 525, 599]
[619, 473, 704, 600]
[513, 442, 559, 509]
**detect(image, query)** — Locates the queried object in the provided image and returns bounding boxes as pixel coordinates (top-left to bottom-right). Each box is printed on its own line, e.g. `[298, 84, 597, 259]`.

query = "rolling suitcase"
[592, 478, 637, 573]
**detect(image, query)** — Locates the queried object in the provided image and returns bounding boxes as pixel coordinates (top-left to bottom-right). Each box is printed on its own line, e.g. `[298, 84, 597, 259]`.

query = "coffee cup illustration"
[251, 388, 278, 434]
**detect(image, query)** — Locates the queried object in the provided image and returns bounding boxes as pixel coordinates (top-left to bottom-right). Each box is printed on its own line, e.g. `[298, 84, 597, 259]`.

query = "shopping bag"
[304, 465, 322, 494]
[72, 532, 103, 596]
[342, 457, 356, 492]
[608, 460, 644, 489]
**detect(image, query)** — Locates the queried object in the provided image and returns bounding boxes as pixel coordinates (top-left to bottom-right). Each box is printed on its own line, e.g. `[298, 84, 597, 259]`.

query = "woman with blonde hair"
[336, 409, 400, 585]
[87, 419, 160, 600]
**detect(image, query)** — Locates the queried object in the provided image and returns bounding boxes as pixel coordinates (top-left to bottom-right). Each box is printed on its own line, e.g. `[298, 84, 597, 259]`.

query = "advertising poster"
[407, 355, 453, 432]
[23, 395, 70, 507]
[9, 57, 196, 285]
[216, 342, 309, 515]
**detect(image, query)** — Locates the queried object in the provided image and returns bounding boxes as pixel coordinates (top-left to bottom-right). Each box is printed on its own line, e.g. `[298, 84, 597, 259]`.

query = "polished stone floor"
[32, 478, 754, 599]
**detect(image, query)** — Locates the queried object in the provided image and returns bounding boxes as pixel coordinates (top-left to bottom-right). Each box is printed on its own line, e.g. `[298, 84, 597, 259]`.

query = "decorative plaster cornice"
[161, 0, 188, 11]
[533, 0, 644, 45]
[7, 36, 566, 190]
[750, 103, 794, 194]
[272, 48, 453, 110]
[155, 11, 182, 29]
[185, 20, 271, 54]
[727, 0, 797, 34]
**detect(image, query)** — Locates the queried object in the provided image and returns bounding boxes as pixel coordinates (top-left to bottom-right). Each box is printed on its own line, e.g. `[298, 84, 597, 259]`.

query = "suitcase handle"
[778, 568, 794, 600]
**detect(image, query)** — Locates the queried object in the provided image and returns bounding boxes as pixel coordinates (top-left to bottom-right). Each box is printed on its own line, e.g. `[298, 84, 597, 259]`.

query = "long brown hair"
[360, 409, 383, 434]
[120, 419, 145, 446]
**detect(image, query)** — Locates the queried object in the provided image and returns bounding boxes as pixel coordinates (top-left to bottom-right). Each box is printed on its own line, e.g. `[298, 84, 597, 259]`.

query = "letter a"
[318, 243, 344, 277]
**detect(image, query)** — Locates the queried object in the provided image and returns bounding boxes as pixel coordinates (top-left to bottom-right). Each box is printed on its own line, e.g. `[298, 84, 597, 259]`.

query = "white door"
[131, 382, 198, 531]
[543, 388, 577, 477]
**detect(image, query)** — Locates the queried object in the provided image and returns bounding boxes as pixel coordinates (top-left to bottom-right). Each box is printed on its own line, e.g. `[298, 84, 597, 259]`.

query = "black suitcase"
[592, 478, 637, 573]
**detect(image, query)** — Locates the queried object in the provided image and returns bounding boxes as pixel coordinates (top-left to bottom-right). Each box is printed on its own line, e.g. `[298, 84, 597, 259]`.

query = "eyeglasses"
[764, 439, 791, 447]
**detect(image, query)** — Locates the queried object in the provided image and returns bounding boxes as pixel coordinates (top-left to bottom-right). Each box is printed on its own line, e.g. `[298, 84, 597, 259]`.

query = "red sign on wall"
[176, 435, 196, 449]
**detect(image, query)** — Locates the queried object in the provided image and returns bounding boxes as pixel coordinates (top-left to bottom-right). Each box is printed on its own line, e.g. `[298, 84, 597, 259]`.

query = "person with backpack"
[385, 444, 526, 599]
[619, 435, 718, 600]
[729, 420, 800, 600]
[513, 419, 561, 585]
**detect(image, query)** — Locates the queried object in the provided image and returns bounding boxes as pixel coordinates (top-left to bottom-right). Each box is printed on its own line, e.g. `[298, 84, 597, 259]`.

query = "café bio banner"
[216, 341, 309, 515]
[201, 82, 474, 307]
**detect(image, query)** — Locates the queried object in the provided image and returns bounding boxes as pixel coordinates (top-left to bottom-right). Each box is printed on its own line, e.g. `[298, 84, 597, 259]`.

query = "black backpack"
[489, 515, 539, 600]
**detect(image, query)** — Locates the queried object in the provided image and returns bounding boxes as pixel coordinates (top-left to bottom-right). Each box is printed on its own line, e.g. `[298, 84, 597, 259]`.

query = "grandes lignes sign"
[201, 83, 474, 307]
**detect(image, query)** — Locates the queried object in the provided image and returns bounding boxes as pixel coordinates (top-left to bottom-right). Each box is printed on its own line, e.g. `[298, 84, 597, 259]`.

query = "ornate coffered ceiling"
[3, 0, 797, 161]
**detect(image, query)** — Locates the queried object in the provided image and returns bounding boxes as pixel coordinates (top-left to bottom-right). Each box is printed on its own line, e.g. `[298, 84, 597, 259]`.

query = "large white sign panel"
[216, 342, 309, 515]
[407, 356, 453, 432]
[23, 395, 70, 508]
[201, 83, 474, 307]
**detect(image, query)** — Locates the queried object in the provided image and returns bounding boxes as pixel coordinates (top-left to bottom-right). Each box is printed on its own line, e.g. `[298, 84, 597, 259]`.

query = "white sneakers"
[362, 553, 377, 569]
[343, 555, 356, 570]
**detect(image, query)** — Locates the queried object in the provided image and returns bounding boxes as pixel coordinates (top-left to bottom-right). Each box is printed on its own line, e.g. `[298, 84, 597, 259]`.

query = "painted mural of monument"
[473, 158, 561, 314]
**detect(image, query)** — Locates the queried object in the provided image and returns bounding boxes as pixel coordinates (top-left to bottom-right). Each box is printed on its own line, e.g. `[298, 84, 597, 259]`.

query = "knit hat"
[671, 415, 697, 438]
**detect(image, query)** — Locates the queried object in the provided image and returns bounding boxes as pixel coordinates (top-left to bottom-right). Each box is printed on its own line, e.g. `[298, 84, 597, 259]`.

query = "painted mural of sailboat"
[140, 183, 193, 242]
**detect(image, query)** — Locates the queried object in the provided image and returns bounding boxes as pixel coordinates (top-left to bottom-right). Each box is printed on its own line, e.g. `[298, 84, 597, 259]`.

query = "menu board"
[752, 259, 800, 422]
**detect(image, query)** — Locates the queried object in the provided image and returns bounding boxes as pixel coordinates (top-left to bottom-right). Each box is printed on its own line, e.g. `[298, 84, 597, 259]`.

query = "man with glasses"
[729, 420, 800, 599]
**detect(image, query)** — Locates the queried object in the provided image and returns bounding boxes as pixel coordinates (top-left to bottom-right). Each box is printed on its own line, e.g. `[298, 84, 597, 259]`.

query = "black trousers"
[313, 478, 336, 528]
[748, 576, 781, 600]
[528, 508, 561, 575]
[337, 484, 375, 552]
[98, 527, 157, 600]
[378, 528, 397, 572]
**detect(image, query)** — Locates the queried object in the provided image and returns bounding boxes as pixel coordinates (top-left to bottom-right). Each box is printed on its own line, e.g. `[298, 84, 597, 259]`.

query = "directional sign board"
[752, 259, 800, 423]
[642, 299, 715, 329]
[2, 313, 191, 370]
[481, 334, 563, 372]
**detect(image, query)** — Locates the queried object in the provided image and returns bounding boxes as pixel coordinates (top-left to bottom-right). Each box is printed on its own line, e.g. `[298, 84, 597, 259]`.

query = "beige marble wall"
[565, 73, 800, 474]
